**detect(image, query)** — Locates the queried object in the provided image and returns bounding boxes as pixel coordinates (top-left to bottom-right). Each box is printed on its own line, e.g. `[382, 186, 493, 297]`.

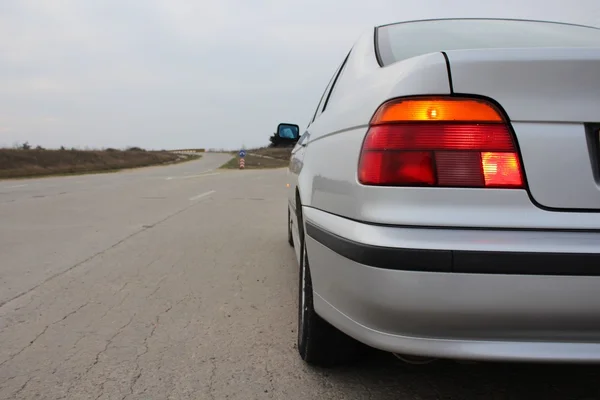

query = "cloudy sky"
[1, 0, 599, 150]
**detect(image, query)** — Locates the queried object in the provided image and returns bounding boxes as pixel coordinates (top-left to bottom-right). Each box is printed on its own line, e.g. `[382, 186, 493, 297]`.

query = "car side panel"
[305, 124, 600, 228]
[298, 32, 600, 230]
[288, 137, 307, 211]
[298, 30, 452, 211]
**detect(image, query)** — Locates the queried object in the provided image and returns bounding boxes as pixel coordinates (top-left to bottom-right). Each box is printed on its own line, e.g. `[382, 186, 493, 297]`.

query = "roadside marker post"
[239, 149, 246, 169]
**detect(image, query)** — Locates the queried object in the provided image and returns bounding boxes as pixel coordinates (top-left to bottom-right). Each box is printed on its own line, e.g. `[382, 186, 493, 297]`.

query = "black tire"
[288, 207, 294, 247]
[296, 207, 365, 367]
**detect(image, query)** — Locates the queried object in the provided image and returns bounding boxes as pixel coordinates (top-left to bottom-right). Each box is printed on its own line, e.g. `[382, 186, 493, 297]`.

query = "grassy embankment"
[219, 147, 292, 169]
[0, 148, 201, 179]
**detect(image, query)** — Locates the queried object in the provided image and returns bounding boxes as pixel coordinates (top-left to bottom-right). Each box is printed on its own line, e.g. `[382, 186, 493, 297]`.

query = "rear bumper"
[306, 219, 600, 276]
[303, 207, 600, 362]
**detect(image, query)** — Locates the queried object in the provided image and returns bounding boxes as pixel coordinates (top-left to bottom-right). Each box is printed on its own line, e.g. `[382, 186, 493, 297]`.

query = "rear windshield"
[377, 19, 600, 66]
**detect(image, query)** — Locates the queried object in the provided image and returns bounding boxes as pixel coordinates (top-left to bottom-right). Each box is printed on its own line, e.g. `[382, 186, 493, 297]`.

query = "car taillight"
[358, 97, 524, 188]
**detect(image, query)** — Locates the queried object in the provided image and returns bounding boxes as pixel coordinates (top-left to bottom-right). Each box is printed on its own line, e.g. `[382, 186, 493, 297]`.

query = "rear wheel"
[296, 206, 365, 367]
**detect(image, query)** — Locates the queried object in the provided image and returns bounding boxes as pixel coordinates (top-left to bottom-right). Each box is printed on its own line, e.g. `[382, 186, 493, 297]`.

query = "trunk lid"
[446, 47, 600, 210]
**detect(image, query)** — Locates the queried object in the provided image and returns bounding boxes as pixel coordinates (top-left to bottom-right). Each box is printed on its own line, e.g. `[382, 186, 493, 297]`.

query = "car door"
[289, 131, 309, 201]
[288, 52, 351, 211]
[288, 52, 352, 262]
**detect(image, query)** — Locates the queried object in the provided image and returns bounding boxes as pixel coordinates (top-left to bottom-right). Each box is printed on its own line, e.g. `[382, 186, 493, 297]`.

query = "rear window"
[377, 19, 600, 66]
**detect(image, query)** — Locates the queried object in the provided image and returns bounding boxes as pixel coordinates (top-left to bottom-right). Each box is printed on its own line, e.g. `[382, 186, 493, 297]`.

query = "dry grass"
[220, 146, 292, 169]
[0, 148, 197, 179]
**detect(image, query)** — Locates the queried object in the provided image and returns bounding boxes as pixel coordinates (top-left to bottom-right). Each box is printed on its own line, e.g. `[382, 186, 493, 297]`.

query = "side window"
[321, 51, 351, 113]
[325, 52, 351, 110]
[309, 68, 341, 126]
[308, 51, 351, 125]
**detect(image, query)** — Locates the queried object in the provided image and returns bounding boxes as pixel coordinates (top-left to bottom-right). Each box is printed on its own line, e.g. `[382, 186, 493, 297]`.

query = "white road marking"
[6, 184, 27, 189]
[166, 169, 213, 180]
[167, 173, 220, 180]
[189, 190, 216, 201]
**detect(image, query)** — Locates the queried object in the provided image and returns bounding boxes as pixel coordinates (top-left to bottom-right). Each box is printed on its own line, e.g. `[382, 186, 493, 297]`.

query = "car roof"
[376, 18, 600, 31]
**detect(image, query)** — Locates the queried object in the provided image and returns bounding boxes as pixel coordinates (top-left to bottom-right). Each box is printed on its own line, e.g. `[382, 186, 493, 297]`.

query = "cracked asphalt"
[2, 153, 600, 400]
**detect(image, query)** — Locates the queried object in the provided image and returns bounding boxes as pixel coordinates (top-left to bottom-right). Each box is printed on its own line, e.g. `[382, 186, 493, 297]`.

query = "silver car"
[279, 18, 600, 367]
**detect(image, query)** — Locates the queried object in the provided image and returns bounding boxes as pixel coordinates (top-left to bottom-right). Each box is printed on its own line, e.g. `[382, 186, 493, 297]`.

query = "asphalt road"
[1, 153, 600, 400]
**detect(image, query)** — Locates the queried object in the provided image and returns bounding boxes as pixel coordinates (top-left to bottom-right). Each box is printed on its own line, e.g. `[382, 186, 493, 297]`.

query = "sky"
[1, 0, 599, 150]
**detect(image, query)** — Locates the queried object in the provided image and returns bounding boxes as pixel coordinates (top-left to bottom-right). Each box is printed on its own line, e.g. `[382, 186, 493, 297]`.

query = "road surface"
[1, 153, 599, 399]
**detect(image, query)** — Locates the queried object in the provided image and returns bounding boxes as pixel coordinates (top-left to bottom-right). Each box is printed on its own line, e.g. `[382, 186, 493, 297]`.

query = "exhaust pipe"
[393, 353, 437, 365]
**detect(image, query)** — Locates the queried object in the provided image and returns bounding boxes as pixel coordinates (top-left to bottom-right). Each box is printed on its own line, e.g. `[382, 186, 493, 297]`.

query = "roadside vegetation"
[0, 143, 200, 179]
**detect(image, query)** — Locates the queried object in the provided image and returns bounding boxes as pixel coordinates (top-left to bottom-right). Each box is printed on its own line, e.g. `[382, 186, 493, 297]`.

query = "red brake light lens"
[358, 97, 524, 188]
[359, 151, 435, 186]
[362, 124, 514, 151]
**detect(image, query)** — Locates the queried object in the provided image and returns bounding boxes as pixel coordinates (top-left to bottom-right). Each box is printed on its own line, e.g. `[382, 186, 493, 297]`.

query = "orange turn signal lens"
[371, 98, 504, 124]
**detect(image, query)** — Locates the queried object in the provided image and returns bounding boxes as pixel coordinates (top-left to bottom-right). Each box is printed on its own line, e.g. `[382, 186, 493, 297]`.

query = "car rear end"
[303, 19, 600, 362]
